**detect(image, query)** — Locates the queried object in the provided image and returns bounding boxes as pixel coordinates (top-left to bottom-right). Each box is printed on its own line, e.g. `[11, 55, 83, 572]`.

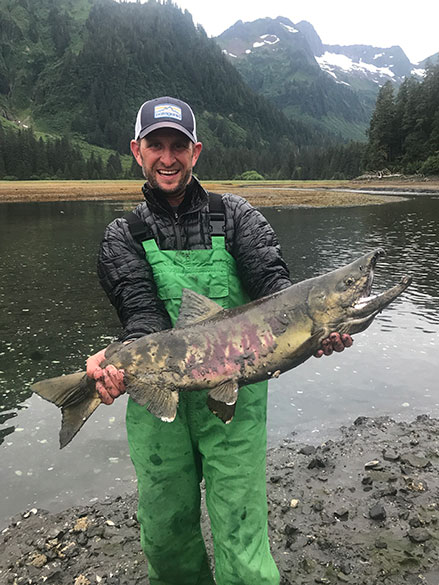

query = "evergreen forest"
[363, 63, 439, 176]
[0, 0, 438, 181]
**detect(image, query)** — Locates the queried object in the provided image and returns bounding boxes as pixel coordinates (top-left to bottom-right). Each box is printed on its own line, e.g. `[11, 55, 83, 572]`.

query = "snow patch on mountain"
[253, 34, 280, 48]
[316, 51, 397, 82]
[280, 22, 299, 34]
[222, 49, 237, 58]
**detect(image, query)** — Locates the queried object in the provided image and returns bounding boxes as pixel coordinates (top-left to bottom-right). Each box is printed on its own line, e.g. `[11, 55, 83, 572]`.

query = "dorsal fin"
[175, 288, 224, 328]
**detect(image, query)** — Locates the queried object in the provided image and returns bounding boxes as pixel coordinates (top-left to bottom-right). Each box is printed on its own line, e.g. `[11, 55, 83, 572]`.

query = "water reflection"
[0, 196, 438, 527]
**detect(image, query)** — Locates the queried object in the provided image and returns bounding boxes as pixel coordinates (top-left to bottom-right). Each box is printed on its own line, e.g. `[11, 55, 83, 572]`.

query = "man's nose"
[160, 147, 175, 166]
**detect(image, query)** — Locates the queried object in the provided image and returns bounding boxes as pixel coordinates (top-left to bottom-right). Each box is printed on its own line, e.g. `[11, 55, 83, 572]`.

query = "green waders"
[126, 235, 280, 585]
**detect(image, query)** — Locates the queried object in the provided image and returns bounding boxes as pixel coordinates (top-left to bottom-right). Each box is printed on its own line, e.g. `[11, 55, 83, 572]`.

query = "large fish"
[32, 248, 411, 448]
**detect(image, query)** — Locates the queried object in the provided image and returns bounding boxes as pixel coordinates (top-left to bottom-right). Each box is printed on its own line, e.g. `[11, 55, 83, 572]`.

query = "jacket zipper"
[173, 211, 183, 250]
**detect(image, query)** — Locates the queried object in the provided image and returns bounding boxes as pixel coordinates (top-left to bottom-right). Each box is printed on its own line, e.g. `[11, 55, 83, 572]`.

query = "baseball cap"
[134, 96, 197, 143]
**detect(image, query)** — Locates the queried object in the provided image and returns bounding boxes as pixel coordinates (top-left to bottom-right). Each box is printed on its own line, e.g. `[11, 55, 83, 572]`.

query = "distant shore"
[1, 177, 438, 206]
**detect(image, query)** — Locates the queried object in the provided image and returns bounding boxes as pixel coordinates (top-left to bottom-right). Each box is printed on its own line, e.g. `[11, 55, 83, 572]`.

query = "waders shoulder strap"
[124, 193, 226, 244]
[207, 192, 226, 237]
[123, 211, 154, 243]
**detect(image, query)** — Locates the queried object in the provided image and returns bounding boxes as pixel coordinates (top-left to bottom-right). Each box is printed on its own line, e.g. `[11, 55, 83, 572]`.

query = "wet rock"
[76, 532, 88, 546]
[334, 508, 349, 521]
[408, 528, 431, 543]
[354, 416, 369, 426]
[86, 524, 105, 538]
[312, 500, 324, 513]
[299, 445, 316, 456]
[377, 486, 397, 497]
[308, 457, 326, 469]
[383, 449, 399, 462]
[401, 453, 431, 469]
[270, 475, 282, 483]
[369, 503, 387, 521]
[103, 525, 118, 539]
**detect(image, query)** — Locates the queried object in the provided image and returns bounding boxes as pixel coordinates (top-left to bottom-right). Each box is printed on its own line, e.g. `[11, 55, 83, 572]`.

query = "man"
[87, 96, 351, 585]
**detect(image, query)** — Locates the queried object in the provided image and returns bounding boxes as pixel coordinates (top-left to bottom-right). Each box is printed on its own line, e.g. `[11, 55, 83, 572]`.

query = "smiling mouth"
[157, 169, 180, 176]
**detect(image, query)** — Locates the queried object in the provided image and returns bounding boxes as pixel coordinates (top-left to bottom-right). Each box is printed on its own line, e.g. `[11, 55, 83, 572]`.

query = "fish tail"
[31, 372, 101, 449]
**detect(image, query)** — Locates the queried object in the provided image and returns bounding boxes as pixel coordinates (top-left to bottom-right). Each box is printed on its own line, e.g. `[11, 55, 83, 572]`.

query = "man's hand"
[314, 332, 353, 358]
[86, 348, 126, 405]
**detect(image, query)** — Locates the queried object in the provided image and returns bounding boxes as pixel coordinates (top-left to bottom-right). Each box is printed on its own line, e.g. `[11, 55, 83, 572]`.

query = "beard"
[141, 162, 192, 198]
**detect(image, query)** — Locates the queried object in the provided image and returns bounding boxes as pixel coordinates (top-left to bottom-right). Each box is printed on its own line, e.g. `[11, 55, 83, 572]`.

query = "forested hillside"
[364, 62, 439, 175]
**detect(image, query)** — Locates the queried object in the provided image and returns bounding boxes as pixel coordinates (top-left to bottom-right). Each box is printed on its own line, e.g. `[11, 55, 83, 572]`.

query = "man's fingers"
[99, 368, 123, 398]
[329, 332, 345, 353]
[315, 333, 354, 359]
[322, 338, 333, 356]
[96, 380, 114, 405]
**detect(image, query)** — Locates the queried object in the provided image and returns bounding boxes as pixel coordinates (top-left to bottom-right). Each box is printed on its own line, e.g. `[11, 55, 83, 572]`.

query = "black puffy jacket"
[97, 178, 292, 341]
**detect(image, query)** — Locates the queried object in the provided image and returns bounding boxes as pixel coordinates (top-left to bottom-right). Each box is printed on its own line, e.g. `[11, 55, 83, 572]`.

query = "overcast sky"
[174, 0, 439, 64]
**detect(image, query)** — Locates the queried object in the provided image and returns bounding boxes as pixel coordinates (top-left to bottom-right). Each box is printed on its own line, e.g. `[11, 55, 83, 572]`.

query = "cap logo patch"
[154, 104, 182, 121]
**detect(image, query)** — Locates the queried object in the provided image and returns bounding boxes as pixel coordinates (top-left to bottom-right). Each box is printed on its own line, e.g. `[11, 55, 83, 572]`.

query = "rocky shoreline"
[2, 415, 439, 585]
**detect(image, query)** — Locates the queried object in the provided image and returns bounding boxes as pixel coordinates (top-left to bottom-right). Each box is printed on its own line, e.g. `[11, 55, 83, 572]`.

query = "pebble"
[408, 528, 431, 543]
[369, 503, 387, 521]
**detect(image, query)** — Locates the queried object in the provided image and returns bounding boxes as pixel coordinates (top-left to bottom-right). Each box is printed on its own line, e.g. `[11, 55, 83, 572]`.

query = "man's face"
[131, 128, 202, 198]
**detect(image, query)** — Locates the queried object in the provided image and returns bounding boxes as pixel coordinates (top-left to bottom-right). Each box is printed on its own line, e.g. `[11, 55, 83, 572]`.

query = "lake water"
[1, 193, 438, 528]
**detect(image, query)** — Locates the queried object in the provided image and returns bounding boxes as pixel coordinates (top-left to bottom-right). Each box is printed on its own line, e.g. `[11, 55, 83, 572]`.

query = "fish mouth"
[352, 249, 411, 320]
[354, 275, 412, 317]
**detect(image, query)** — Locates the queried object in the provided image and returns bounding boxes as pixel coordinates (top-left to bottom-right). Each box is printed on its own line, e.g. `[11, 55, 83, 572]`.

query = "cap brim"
[137, 121, 196, 143]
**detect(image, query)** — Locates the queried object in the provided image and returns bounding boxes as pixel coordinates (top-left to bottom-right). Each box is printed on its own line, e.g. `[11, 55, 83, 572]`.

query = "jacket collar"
[142, 177, 208, 216]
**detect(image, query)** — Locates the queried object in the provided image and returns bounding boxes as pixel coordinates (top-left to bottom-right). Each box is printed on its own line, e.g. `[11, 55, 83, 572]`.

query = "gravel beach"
[2, 415, 439, 585]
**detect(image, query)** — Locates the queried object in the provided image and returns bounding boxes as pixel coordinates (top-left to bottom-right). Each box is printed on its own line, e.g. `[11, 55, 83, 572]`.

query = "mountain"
[0, 0, 335, 180]
[419, 52, 439, 67]
[216, 16, 428, 140]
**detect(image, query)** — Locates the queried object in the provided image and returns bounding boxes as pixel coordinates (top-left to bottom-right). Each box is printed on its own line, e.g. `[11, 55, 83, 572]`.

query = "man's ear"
[192, 141, 203, 167]
[130, 139, 142, 167]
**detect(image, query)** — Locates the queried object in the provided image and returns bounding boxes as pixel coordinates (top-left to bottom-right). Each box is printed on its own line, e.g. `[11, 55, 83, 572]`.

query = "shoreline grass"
[0, 178, 437, 206]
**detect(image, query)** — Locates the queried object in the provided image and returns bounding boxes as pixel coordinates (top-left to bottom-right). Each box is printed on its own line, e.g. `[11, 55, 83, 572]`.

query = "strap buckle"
[209, 213, 225, 236]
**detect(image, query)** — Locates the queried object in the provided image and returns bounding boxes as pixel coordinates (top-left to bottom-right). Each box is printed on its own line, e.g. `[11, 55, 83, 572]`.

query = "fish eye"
[345, 277, 355, 287]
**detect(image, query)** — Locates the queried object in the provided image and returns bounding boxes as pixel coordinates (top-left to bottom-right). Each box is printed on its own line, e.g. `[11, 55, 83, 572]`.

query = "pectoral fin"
[208, 379, 239, 405]
[126, 377, 179, 423]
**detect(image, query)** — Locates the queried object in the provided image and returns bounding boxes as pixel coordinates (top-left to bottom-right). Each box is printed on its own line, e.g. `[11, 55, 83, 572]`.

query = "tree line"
[363, 62, 439, 175]
[0, 122, 365, 181]
[0, 125, 141, 180]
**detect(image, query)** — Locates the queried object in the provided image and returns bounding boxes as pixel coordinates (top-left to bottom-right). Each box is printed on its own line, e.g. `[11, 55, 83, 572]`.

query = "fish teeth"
[355, 294, 377, 308]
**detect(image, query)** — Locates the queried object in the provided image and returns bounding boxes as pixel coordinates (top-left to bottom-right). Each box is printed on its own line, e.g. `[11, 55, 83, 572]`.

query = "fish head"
[307, 248, 412, 335]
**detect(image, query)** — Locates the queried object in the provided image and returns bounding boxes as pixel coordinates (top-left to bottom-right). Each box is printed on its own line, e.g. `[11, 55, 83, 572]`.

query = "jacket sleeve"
[97, 217, 171, 341]
[225, 194, 292, 300]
